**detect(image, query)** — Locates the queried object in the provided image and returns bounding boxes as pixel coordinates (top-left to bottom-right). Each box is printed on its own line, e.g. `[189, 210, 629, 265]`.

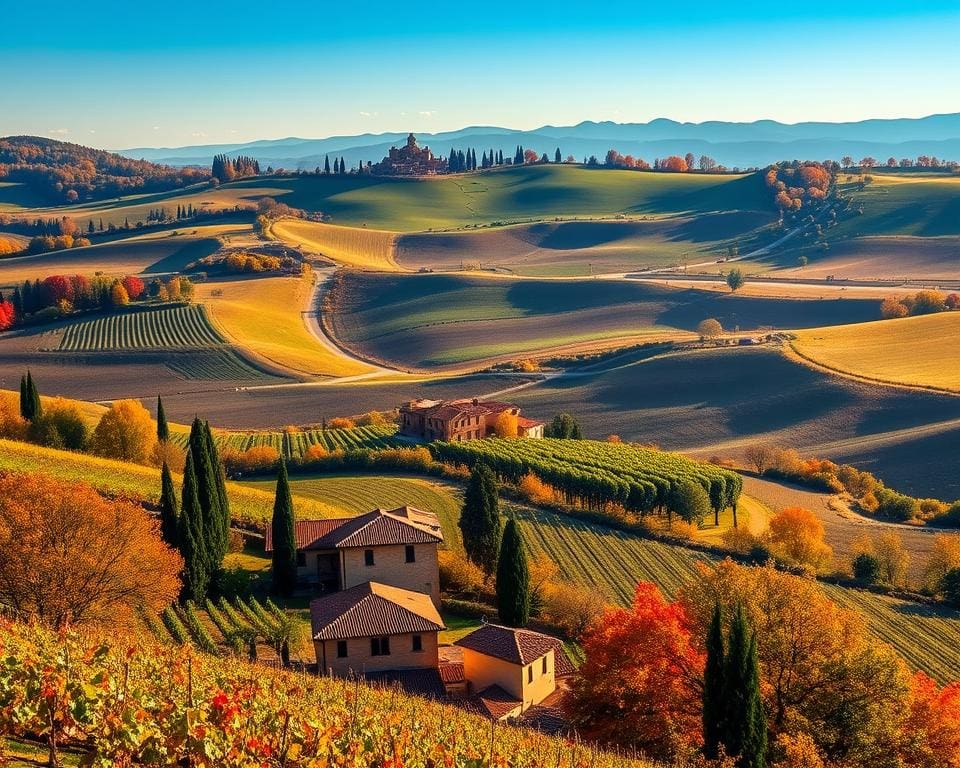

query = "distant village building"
[398, 398, 544, 442]
[371, 134, 447, 176]
[264, 507, 443, 603]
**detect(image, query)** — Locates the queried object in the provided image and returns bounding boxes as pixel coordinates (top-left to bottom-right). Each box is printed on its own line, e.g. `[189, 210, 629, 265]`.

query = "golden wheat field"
[792, 312, 960, 392]
[271, 219, 400, 271]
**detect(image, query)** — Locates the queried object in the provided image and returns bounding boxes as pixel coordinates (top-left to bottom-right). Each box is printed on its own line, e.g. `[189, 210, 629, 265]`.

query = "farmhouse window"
[337, 640, 348, 658]
[405, 545, 416, 563]
[542, 656, 548, 674]
[371, 636, 391, 656]
[528, 666, 533, 683]
[364, 549, 375, 566]
[412, 634, 423, 652]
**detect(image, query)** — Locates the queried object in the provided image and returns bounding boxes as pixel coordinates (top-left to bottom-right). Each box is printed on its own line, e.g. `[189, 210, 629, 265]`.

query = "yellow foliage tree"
[91, 399, 156, 464]
[493, 410, 518, 438]
[921, 534, 960, 594]
[0, 472, 181, 628]
[767, 506, 833, 570]
[110, 281, 130, 307]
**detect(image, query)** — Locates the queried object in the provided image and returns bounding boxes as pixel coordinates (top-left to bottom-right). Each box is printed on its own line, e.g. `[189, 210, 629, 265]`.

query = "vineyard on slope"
[433, 438, 742, 515]
[171, 424, 403, 458]
[57, 304, 225, 351]
[1, 619, 655, 768]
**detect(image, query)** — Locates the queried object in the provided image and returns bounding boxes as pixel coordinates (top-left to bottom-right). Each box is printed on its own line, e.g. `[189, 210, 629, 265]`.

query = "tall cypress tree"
[18, 374, 27, 420]
[703, 603, 726, 759]
[271, 459, 298, 597]
[188, 418, 224, 569]
[159, 461, 179, 547]
[459, 463, 502, 575]
[156, 396, 169, 442]
[178, 451, 209, 602]
[203, 420, 230, 548]
[723, 605, 767, 768]
[555, 147, 562, 163]
[324, 155, 331, 174]
[495, 516, 530, 627]
[23, 371, 41, 422]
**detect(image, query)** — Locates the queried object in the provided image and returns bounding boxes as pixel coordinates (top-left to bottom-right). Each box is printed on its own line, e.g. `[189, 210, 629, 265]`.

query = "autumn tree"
[726, 268, 746, 292]
[0, 472, 181, 628]
[853, 532, 910, 588]
[697, 318, 723, 339]
[493, 410, 518, 437]
[902, 672, 960, 768]
[767, 507, 833, 570]
[271, 459, 298, 597]
[496, 516, 530, 627]
[921, 534, 960, 594]
[744, 443, 775, 474]
[91, 398, 156, 463]
[566, 582, 704, 760]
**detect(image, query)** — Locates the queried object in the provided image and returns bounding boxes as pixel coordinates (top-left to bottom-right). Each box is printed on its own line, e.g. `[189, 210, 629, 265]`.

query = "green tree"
[159, 461, 179, 547]
[852, 552, 881, 584]
[723, 605, 767, 768]
[203, 420, 230, 546]
[188, 419, 225, 572]
[940, 567, 960, 607]
[271, 459, 298, 597]
[156, 395, 169, 442]
[324, 155, 330, 174]
[546, 412, 582, 439]
[20, 371, 42, 423]
[703, 603, 726, 759]
[671, 479, 712, 527]
[726, 268, 746, 292]
[459, 463, 502, 575]
[496, 517, 530, 627]
[178, 451, 209, 602]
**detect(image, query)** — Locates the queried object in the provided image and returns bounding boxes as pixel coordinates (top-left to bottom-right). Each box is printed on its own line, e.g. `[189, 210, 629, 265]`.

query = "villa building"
[398, 398, 544, 442]
[371, 134, 447, 176]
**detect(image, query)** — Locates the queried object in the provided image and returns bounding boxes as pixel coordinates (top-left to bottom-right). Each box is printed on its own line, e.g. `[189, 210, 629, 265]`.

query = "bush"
[931, 501, 960, 528]
[940, 568, 960, 607]
[438, 550, 485, 594]
[303, 443, 328, 461]
[356, 410, 391, 427]
[873, 487, 921, 521]
[327, 417, 355, 429]
[540, 580, 606, 639]
[223, 445, 281, 475]
[852, 552, 882, 584]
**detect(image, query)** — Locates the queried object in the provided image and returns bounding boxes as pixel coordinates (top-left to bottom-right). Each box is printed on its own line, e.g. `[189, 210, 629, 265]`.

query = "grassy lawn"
[196, 273, 372, 377]
[792, 312, 960, 393]
[832, 173, 960, 239]
[439, 611, 483, 644]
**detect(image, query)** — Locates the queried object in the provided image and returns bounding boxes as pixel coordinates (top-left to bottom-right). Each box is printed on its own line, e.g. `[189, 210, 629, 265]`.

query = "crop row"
[433, 438, 742, 514]
[166, 349, 280, 382]
[171, 424, 402, 458]
[58, 304, 225, 351]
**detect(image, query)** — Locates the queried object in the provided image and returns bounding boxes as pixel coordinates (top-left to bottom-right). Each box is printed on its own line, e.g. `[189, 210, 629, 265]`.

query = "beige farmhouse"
[264, 507, 443, 604]
[398, 398, 544, 442]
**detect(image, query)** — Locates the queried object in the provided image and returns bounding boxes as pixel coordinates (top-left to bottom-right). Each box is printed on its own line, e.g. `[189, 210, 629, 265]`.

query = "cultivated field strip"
[171, 425, 402, 458]
[58, 305, 226, 351]
[166, 350, 283, 382]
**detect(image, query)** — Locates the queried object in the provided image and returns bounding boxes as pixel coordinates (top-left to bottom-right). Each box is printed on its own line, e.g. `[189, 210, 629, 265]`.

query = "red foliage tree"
[661, 155, 689, 172]
[0, 301, 15, 331]
[904, 672, 960, 767]
[42, 275, 73, 305]
[566, 582, 704, 759]
[122, 275, 146, 301]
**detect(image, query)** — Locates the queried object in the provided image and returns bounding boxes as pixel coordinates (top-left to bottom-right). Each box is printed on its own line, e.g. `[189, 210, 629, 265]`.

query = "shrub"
[852, 552, 882, 584]
[438, 550, 485, 594]
[696, 318, 723, 339]
[327, 417, 354, 429]
[356, 410, 391, 427]
[223, 444, 281, 475]
[939, 568, 960, 607]
[881, 297, 909, 319]
[303, 443, 328, 461]
[874, 487, 921, 521]
[722, 526, 758, 554]
[518, 472, 557, 505]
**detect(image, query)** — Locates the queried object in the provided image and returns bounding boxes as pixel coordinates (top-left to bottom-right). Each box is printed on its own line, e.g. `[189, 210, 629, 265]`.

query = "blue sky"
[2, 0, 958, 149]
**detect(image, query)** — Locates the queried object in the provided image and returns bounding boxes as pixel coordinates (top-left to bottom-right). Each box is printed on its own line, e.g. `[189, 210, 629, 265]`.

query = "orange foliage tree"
[767, 506, 833, 570]
[91, 399, 156, 463]
[0, 472, 181, 628]
[566, 582, 704, 759]
[904, 672, 960, 768]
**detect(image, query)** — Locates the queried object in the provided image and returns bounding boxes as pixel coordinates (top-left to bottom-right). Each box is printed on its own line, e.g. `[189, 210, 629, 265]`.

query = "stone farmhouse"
[398, 398, 544, 442]
[371, 133, 447, 176]
[264, 506, 443, 604]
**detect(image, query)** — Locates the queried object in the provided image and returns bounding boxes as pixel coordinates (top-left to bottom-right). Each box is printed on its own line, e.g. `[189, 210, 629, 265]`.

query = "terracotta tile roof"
[365, 668, 446, 700]
[457, 684, 522, 720]
[264, 508, 442, 552]
[438, 661, 465, 684]
[310, 582, 444, 641]
[455, 624, 571, 671]
[519, 704, 571, 735]
[402, 398, 517, 421]
[516, 416, 545, 429]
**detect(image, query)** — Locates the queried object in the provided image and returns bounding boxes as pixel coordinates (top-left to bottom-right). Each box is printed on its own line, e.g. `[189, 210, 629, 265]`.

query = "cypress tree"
[12, 287, 22, 317]
[159, 461, 179, 547]
[271, 459, 298, 597]
[324, 155, 331, 174]
[703, 603, 726, 759]
[188, 418, 224, 569]
[156, 395, 169, 442]
[495, 516, 530, 627]
[459, 463, 502, 575]
[203, 420, 230, 548]
[18, 374, 27, 420]
[555, 147, 562, 163]
[24, 371, 41, 422]
[723, 605, 767, 768]
[178, 451, 209, 602]
[339, 157, 346, 175]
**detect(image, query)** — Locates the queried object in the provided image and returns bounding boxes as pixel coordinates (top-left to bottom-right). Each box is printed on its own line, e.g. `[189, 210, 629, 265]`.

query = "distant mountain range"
[118, 114, 960, 170]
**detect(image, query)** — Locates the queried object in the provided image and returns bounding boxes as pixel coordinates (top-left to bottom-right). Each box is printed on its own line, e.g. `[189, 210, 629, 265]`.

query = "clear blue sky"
[2, 0, 958, 149]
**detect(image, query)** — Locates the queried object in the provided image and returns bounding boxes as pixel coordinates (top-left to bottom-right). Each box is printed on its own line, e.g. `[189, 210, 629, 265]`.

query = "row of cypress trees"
[156, 401, 231, 603]
[458, 463, 531, 627]
[703, 604, 767, 767]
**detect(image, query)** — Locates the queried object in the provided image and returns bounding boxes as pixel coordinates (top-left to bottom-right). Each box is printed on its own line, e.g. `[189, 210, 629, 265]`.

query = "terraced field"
[173, 424, 402, 458]
[57, 305, 225, 351]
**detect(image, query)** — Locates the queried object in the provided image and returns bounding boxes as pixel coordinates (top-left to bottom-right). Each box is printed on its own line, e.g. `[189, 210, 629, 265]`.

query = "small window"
[528, 666, 533, 683]
[371, 636, 391, 656]
[412, 634, 423, 652]
[405, 545, 416, 563]
[364, 549, 375, 567]
[542, 656, 548, 674]
[296, 551, 306, 567]
[337, 640, 348, 658]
